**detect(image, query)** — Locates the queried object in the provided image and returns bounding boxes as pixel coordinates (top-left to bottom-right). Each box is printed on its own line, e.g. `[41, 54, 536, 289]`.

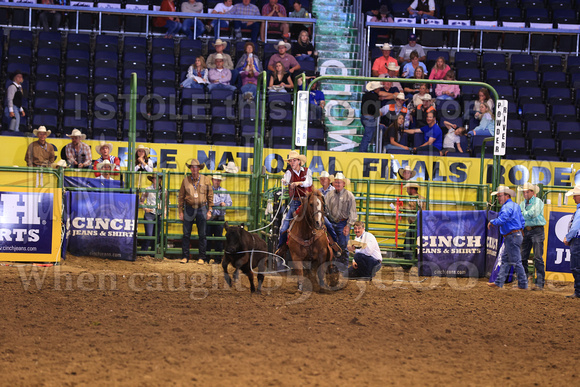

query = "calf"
[223, 223, 268, 294]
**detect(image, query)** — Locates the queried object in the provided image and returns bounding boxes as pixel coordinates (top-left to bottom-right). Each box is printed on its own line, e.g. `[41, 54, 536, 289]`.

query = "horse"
[223, 223, 267, 294]
[286, 190, 338, 291]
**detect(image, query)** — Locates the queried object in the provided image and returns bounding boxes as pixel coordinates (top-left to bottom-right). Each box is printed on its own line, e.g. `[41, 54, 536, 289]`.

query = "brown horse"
[287, 190, 338, 291]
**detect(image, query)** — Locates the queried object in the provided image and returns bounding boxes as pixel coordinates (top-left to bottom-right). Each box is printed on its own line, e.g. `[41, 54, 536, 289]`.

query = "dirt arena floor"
[1, 255, 579, 386]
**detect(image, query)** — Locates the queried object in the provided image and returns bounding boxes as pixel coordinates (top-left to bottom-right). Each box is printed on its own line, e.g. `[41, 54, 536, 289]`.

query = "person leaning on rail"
[64, 128, 92, 169]
[518, 183, 546, 290]
[25, 126, 55, 168]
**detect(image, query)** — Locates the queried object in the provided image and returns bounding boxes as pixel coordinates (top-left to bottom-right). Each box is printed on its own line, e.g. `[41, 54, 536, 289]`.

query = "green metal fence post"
[128, 73, 137, 192]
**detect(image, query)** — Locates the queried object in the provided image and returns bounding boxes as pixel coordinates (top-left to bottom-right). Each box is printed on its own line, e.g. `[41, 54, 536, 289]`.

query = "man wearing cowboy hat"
[178, 159, 214, 264]
[228, 0, 261, 43]
[398, 165, 416, 181]
[207, 53, 237, 92]
[518, 183, 546, 290]
[380, 92, 409, 129]
[564, 185, 580, 298]
[207, 173, 232, 264]
[93, 141, 120, 177]
[206, 39, 234, 69]
[267, 40, 300, 74]
[318, 171, 334, 196]
[359, 81, 382, 153]
[401, 182, 425, 260]
[96, 159, 115, 180]
[371, 43, 398, 77]
[399, 33, 426, 64]
[488, 186, 528, 290]
[25, 126, 55, 167]
[4, 71, 25, 132]
[260, 0, 290, 42]
[326, 172, 357, 266]
[141, 174, 164, 253]
[65, 129, 92, 169]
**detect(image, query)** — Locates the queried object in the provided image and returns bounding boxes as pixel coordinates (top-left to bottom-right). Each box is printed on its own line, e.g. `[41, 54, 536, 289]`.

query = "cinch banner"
[544, 204, 576, 282]
[67, 191, 137, 261]
[418, 210, 486, 277]
[0, 188, 62, 262]
[485, 211, 500, 276]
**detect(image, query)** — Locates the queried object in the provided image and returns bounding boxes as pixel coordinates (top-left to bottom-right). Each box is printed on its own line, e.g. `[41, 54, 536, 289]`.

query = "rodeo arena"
[2, 0, 580, 384]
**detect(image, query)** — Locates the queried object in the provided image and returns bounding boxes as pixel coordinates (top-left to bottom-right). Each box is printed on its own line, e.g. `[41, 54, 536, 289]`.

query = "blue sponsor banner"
[418, 210, 486, 277]
[67, 191, 137, 261]
[64, 176, 123, 189]
[485, 211, 500, 276]
[545, 211, 573, 274]
[0, 191, 54, 255]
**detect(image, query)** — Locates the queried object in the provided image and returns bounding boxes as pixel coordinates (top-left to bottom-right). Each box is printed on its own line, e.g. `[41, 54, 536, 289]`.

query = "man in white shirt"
[347, 221, 382, 279]
[398, 33, 427, 64]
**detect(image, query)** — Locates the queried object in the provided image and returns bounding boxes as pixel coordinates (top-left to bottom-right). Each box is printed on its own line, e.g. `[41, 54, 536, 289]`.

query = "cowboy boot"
[275, 243, 288, 258]
[329, 241, 342, 258]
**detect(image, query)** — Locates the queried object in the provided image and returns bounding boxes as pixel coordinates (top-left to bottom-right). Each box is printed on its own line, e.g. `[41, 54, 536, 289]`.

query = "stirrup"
[275, 244, 287, 257]
[330, 242, 342, 258]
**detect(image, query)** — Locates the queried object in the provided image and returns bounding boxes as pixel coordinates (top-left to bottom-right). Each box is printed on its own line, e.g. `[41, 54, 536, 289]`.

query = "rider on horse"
[275, 151, 342, 258]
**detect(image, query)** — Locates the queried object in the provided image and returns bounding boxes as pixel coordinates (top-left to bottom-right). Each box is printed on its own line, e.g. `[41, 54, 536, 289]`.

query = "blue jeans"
[180, 78, 206, 89]
[360, 115, 378, 152]
[323, 216, 338, 244]
[164, 19, 183, 37]
[296, 55, 314, 62]
[330, 219, 349, 267]
[348, 253, 382, 278]
[207, 83, 237, 92]
[469, 128, 493, 137]
[4, 107, 20, 131]
[234, 21, 260, 43]
[182, 18, 204, 39]
[241, 83, 257, 98]
[277, 199, 302, 249]
[521, 226, 545, 287]
[384, 143, 408, 152]
[212, 19, 229, 38]
[143, 211, 161, 252]
[182, 205, 208, 261]
[409, 11, 437, 20]
[495, 231, 528, 288]
[570, 237, 580, 296]
[206, 215, 225, 261]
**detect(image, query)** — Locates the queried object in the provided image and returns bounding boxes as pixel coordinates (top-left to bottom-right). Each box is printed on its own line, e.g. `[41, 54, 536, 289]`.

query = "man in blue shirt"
[487, 186, 528, 289]
[518, 183, 547, 290]
[564, 185, 580, 299]
[404, 110, 442, 154]
[207, 174, 233, 264]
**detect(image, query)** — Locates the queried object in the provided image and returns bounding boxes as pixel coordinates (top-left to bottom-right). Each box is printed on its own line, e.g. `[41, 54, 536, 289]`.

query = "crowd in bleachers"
[0, 0, 327, 149]
[364, 0, 580, 161]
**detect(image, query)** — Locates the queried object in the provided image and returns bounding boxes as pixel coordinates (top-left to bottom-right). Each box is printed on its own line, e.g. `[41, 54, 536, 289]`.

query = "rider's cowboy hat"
[491, 186, 516, 198]
[186, 159, 205, 170]
[66, 128, 86, 140]
[96, 141, 113, 155]
[286, 150, 307, 165]
[333, 172, 350, 185]
[518, 182, 539, 194]
[398, 165, 416, 179]
[33, 126, 51, 136]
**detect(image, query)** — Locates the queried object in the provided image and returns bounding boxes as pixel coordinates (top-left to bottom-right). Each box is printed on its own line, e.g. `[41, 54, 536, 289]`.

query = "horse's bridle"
[302, 196, 325, 232]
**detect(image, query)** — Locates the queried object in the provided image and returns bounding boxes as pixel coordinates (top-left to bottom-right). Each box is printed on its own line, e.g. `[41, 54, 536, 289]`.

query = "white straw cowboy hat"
[214, 53, 224, 60]
[96, 159, 113, 170]
[33, 126, 51, 136]
[318, 171, 334, 183]
[565, 185, 580, 197]
[224, 161, 239, 173]
[136, 144, 150, 156]
[213, 38, 227, 48]
[491, 185, 516, 198]
[333, 172, 351, 185]
[387, 62, 400, 72]
[186, 159, 205, 170]
[398, 165, 416, 179]
[95, 141, 113, 155]
[404, 182, 420, 190]
[518, 182, 539, 194]
[66, 128, 86, 140]
[53, 159, 68, 168]
[286, 150, 307, 165]
[421, 94, 432, 101]
[366, 81, 382, 91]
[380, 43, 393, 51]
[212, 174, 224, 180]
[274, 40, 291, 50]
[396, 92, 406, 100]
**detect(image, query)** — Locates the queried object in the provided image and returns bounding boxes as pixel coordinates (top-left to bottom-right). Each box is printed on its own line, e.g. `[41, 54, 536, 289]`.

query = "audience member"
[96, 160, 115, 180]
[25, 126, 55, 167]
[347, 221, 382, 279]
[435, 70, 459, 101]
[399, 33, 426, 64]
[240, 61, 259, 100]
[208, 0, 233, 38]
[429, 56, 450, 80]
[401, 182, 426, 259]
[289, 0, 309, 39]
[269, 61, 294, 92]
[235, 42, 263, 72]
[384, 63, 403, 93]
[441, 122, 466, 155]
[413, 94, 436, 129]
[411, 82, 429, 107]
[378, 80, 400, 106]
[398, 165, 416, 180]
[207, 174, 232, 264]
[293, 30, 315, 63]
[135, 144, 154, 172]
[402, 51, 428, 78]
[360, 81, 382, 152]
[181, 56, 209, 89]
[469, 103, 494, 137]
[178, 159, 213, 264]
[228, 0, 261, 43]
[207, 39, 234, 69]
[268, 41, 301, 74]
[64, 129, 92, 169]
[93, 141, 121, 177]
[39, 0, 63, 32]
[382, 113, 410, 152]
[4, 71, 25, 132]
[380, 92, 409, 128]
[369, 4, 394, 48]
[208, 54, 237, 92]
[309, 79, 325, 110]
[318, 171, 334, 196]
[261, 0, 290, 42]
[405, 110, 442, 154]
[407, 0, 436, 20]
[403, 67, 427, 100]
[326, 172, 357, 267]
[181, 0, 205, 40]
[371, 43, 398, 77]
[564, 185, 580, 299]
[140, 174, 163, 253]
[472, 87, 494, 122]
[154, 0, 183, 39]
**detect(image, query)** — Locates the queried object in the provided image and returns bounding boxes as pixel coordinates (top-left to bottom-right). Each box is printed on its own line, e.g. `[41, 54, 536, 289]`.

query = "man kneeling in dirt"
[347, 221, 382, 279]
